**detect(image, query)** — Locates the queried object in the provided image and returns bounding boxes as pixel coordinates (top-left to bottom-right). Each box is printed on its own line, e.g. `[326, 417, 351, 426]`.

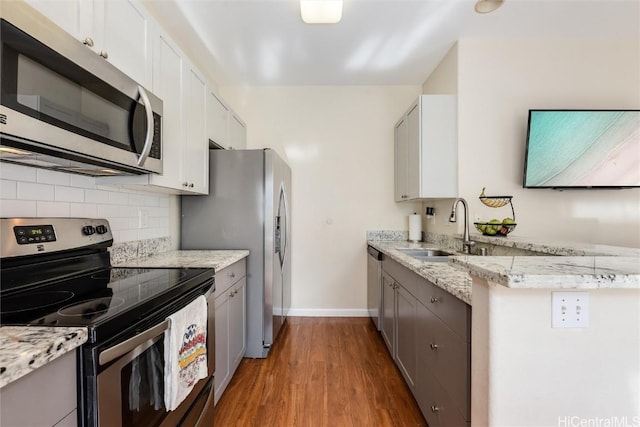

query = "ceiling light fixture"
[474, 0, 504, 14]
[300, 0, 343, 24]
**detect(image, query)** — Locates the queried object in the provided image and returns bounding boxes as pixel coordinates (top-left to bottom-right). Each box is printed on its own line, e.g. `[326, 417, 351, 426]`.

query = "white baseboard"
[287, 308, 369, 317]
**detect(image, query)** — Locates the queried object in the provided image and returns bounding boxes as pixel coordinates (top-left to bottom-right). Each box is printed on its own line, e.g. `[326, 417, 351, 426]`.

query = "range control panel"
[1, 218, 113, 258]
[14, 224, 57, 244]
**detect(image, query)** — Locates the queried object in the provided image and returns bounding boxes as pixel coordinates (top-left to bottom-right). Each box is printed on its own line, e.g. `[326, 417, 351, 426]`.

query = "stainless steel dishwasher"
[367, 246, 383, 330]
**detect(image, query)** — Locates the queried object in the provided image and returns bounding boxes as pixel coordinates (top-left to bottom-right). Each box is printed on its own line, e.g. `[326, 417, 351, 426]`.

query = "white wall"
[472, 278, 640, 427]
[0, 163, 177, 246]
[422, 38, 640, 248]
[220, 86, 422, 314]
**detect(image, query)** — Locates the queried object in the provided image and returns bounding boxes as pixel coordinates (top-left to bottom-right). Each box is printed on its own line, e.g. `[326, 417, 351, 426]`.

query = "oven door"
[0, 3, 162, 174]
[96, 290, 215, 427]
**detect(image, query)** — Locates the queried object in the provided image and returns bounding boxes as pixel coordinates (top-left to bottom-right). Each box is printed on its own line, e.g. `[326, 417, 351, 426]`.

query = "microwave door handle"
[136, 85, 154, 167]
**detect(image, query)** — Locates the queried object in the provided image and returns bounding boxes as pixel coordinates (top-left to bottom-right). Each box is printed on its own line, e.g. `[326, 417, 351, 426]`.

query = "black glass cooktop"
[0, 266, 214, 344]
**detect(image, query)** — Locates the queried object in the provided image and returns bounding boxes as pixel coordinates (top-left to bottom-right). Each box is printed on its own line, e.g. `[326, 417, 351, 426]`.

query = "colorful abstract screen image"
[524, 110, 640, 188]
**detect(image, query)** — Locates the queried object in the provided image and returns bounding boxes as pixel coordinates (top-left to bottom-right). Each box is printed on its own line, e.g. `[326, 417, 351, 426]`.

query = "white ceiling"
[164, 0, 639, 86]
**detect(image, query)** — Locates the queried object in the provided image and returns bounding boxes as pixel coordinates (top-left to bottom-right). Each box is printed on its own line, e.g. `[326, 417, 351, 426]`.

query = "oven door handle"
[99, 319, 170, 366]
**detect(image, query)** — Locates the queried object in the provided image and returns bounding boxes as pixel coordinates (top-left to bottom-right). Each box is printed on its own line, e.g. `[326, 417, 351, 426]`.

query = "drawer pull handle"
[230, 272, 236, 278]
[430, 343, 439, 350]
[99, 50, 109, 59]
[83, 37, 94, 47]
[430, 405, 440, 413]
[430, 296, 439, 303]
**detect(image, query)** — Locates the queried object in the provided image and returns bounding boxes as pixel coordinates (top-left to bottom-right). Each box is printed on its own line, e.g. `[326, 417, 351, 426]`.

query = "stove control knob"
[95, 225, 108, 235]
[82, 225, 96, 235]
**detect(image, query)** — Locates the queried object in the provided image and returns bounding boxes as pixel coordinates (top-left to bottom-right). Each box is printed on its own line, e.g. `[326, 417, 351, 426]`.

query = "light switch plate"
[552, 291, 589, 328]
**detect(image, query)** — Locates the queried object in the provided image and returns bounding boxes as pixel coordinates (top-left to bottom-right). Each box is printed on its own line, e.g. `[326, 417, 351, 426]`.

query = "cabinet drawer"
[382, 257, 421, 299]
[214, 258, 246, 298]
[417, 302, 470, 419]
[418, 279, 470, 341]
[415, 368, 469, 427]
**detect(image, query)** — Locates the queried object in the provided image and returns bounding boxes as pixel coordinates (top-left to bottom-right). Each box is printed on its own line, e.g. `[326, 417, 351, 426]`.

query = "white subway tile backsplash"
[108, 191, 129, 205]
[37, 169, 70, 186]
[70, 203, 98, 218]
[85, 189, 110, 204]
[37, 201, 70, 217]
[0, 164, 174, 246]
[128, 193, 144, 206]
[0, 199, 37, 217]
[17, 182, 54, 201]
[107, 217, 130, 231]
[69, 174, 96, 188]
[1, 180, 17, 199]
[0, 163, 37, 182]
[119, 229, 139, 242]
[55, 186, 85, 202]
[97, 204, 120, 218]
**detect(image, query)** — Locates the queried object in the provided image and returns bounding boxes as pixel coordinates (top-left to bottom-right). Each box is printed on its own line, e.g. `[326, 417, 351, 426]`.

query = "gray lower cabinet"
[0, 350, 77, 427]
[381, 270, 396, 354]
[213, 259, 247, 404]
[396, 283, 417, 390]
[381, 256, 471, 427]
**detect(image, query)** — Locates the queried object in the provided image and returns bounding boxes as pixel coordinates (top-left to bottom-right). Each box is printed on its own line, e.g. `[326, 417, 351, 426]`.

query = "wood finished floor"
[214, 317, 427, 427]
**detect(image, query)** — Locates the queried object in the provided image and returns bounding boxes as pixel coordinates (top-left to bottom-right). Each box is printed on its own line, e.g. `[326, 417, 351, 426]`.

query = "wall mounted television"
[523, 110, 640, 189]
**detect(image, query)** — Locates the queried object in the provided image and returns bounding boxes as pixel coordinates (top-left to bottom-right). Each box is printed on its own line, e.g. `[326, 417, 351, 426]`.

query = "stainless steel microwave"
[0, 2, 162, 176]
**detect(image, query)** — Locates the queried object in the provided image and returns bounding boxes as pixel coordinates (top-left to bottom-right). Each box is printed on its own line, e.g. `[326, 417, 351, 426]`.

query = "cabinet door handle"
[430, 405, 440, 413]
[229, 272, 236, 278]
[99, 51, 109, 59]
[83, 37, 94, 47]
[430, 343, 439, 350]
[430, 296, 439, 303]
[183, 182, 189, 187]
[189, 183, 194, 188]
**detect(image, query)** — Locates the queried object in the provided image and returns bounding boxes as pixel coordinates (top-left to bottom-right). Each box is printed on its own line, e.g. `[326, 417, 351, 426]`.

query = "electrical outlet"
[138, 209, 149, 228]
[552, 291, 589, 328]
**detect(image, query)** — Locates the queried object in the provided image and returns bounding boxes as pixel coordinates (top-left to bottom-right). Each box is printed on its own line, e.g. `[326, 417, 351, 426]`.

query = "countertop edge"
[0, 326, 88, 389]
[112, 249, 250, 270]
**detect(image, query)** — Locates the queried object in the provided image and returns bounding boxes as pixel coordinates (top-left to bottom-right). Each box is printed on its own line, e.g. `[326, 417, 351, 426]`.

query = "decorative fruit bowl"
[474, 222, 517, 237]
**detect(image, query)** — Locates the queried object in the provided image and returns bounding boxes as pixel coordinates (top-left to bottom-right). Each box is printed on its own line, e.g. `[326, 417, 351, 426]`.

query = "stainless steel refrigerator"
[181, 148, 291, 358]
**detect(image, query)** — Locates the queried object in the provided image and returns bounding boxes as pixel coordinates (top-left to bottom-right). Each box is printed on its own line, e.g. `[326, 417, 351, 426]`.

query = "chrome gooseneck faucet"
[449, 198, 475, 254]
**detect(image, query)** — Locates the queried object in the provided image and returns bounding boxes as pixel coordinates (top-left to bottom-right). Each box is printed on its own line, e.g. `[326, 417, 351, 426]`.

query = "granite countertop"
[0, 327, 87, 389]
[450, 255, 640, 289]
[113, 249, 250, 270]
[467, 234, 640, 257]
[367, 241, 472, 305]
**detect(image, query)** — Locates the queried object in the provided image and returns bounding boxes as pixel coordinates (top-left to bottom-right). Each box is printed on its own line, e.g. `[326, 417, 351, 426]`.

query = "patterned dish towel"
[164, 295, 208, 411]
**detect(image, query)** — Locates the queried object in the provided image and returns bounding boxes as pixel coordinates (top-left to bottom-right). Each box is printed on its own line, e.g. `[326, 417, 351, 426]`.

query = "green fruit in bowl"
[502, 217, 515, 225]
[478, 223, 488, 232]
[489, 219, 501, 232]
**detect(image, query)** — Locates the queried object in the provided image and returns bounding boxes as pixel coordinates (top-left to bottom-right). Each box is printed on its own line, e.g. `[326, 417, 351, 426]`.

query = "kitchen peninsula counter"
[0, 327, 87, 388]
[450, 255, 640, 289]
[112, 249, 249, 270]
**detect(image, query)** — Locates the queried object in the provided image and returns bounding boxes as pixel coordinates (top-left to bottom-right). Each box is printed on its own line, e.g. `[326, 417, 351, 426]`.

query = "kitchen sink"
[396, 248, 454, 262]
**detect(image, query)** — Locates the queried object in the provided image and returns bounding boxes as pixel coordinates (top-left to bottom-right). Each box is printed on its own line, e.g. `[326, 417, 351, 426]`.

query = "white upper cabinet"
[25, 0, 91, 40]
[95, 0, 154, 88]
[207, 91, 230, 149]
[184, 66, 209, 194]
[147, 32, 184, 190]
[394, 95, 457, 200]
[229, 113, 247, 150]
[26, 0, 154, 89]
[206, 92, 246, 150]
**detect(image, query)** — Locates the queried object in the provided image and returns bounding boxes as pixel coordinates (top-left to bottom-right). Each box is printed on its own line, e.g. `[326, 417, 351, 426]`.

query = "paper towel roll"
[408, 213, 422, 242]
